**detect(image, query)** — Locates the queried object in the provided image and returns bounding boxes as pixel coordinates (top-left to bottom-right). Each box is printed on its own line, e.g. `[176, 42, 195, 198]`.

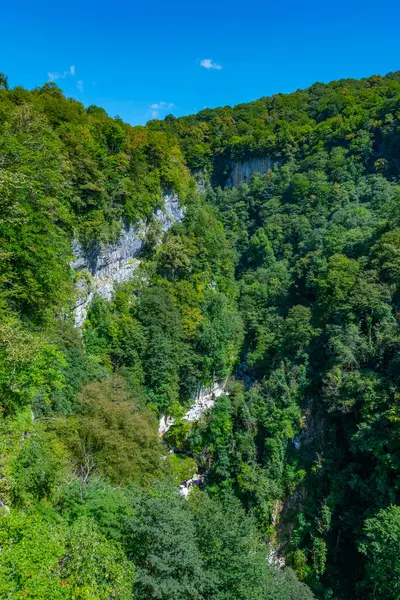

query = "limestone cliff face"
[158, 380, 227, 436]
[72, 194, 184, 326]
[159, 380, 228, 498]
[225, 156, 277, 187]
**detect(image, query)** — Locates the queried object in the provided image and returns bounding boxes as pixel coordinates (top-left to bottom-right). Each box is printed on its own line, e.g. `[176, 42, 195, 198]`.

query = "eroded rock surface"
[225, 156, 277, 187]
[158, 380, 227, 436]
[72, 195, 184, 326]
[179, 473, 204, 497]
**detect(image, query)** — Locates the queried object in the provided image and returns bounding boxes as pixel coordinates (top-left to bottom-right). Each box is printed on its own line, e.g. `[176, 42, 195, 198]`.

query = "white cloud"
[48, 71, 60, 81]
[77, 80, 84, 92]
[149, 101, 174, 119]
[200, 58, 222, 70]
[48, 65, 76, 81]
[150, 102, 174, 110]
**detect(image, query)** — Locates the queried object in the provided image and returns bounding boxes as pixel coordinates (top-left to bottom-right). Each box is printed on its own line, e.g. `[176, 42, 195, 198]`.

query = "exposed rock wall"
[159, 381, 228, 498]
[225, 156, 277, 187]
[184, 380, 226, 421]
[72, 195, 184, 326]
[158, 380, 227, 435]
[179, 472, 204, 498]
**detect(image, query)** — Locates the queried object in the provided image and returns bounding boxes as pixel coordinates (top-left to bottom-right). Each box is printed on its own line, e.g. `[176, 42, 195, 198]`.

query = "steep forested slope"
[1, 70, 400, 599]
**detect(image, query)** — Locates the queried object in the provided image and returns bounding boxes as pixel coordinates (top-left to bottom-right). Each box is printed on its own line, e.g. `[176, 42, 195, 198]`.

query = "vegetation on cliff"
[2, 70, 400, 598]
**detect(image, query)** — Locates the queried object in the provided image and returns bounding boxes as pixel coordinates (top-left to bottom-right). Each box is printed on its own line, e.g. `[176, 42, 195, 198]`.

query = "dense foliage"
[2, 69, 400, 598]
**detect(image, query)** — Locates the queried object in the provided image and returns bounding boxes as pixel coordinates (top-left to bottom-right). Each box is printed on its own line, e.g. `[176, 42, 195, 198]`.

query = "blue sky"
[1, 0, 400, 125]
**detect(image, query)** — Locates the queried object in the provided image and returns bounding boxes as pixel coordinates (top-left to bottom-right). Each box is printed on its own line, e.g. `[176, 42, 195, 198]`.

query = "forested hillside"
[1, 70, 400, 599]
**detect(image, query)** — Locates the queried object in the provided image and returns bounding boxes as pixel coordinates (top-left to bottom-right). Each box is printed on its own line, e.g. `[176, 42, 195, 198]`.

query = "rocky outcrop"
[184, 380, 226, 420]
[158, 415, 176, 436]
[268, 544, 286, 569]
[193, 169, 208, 194]
[179, 472, 204, 498]
[225, 156, 277, 187]
[72, 194, 184, 326]
[158, 380, 227, 436]
[0, 500, 10, 516]
[160, 381, 228, 498]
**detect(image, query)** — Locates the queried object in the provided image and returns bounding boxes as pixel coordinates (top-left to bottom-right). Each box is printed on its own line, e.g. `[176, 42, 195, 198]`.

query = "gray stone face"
[158, 380, 227, 435]
[179, 472, 204, 498]
[72, 194, 184, 327]
[225, 156, 277, 187]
